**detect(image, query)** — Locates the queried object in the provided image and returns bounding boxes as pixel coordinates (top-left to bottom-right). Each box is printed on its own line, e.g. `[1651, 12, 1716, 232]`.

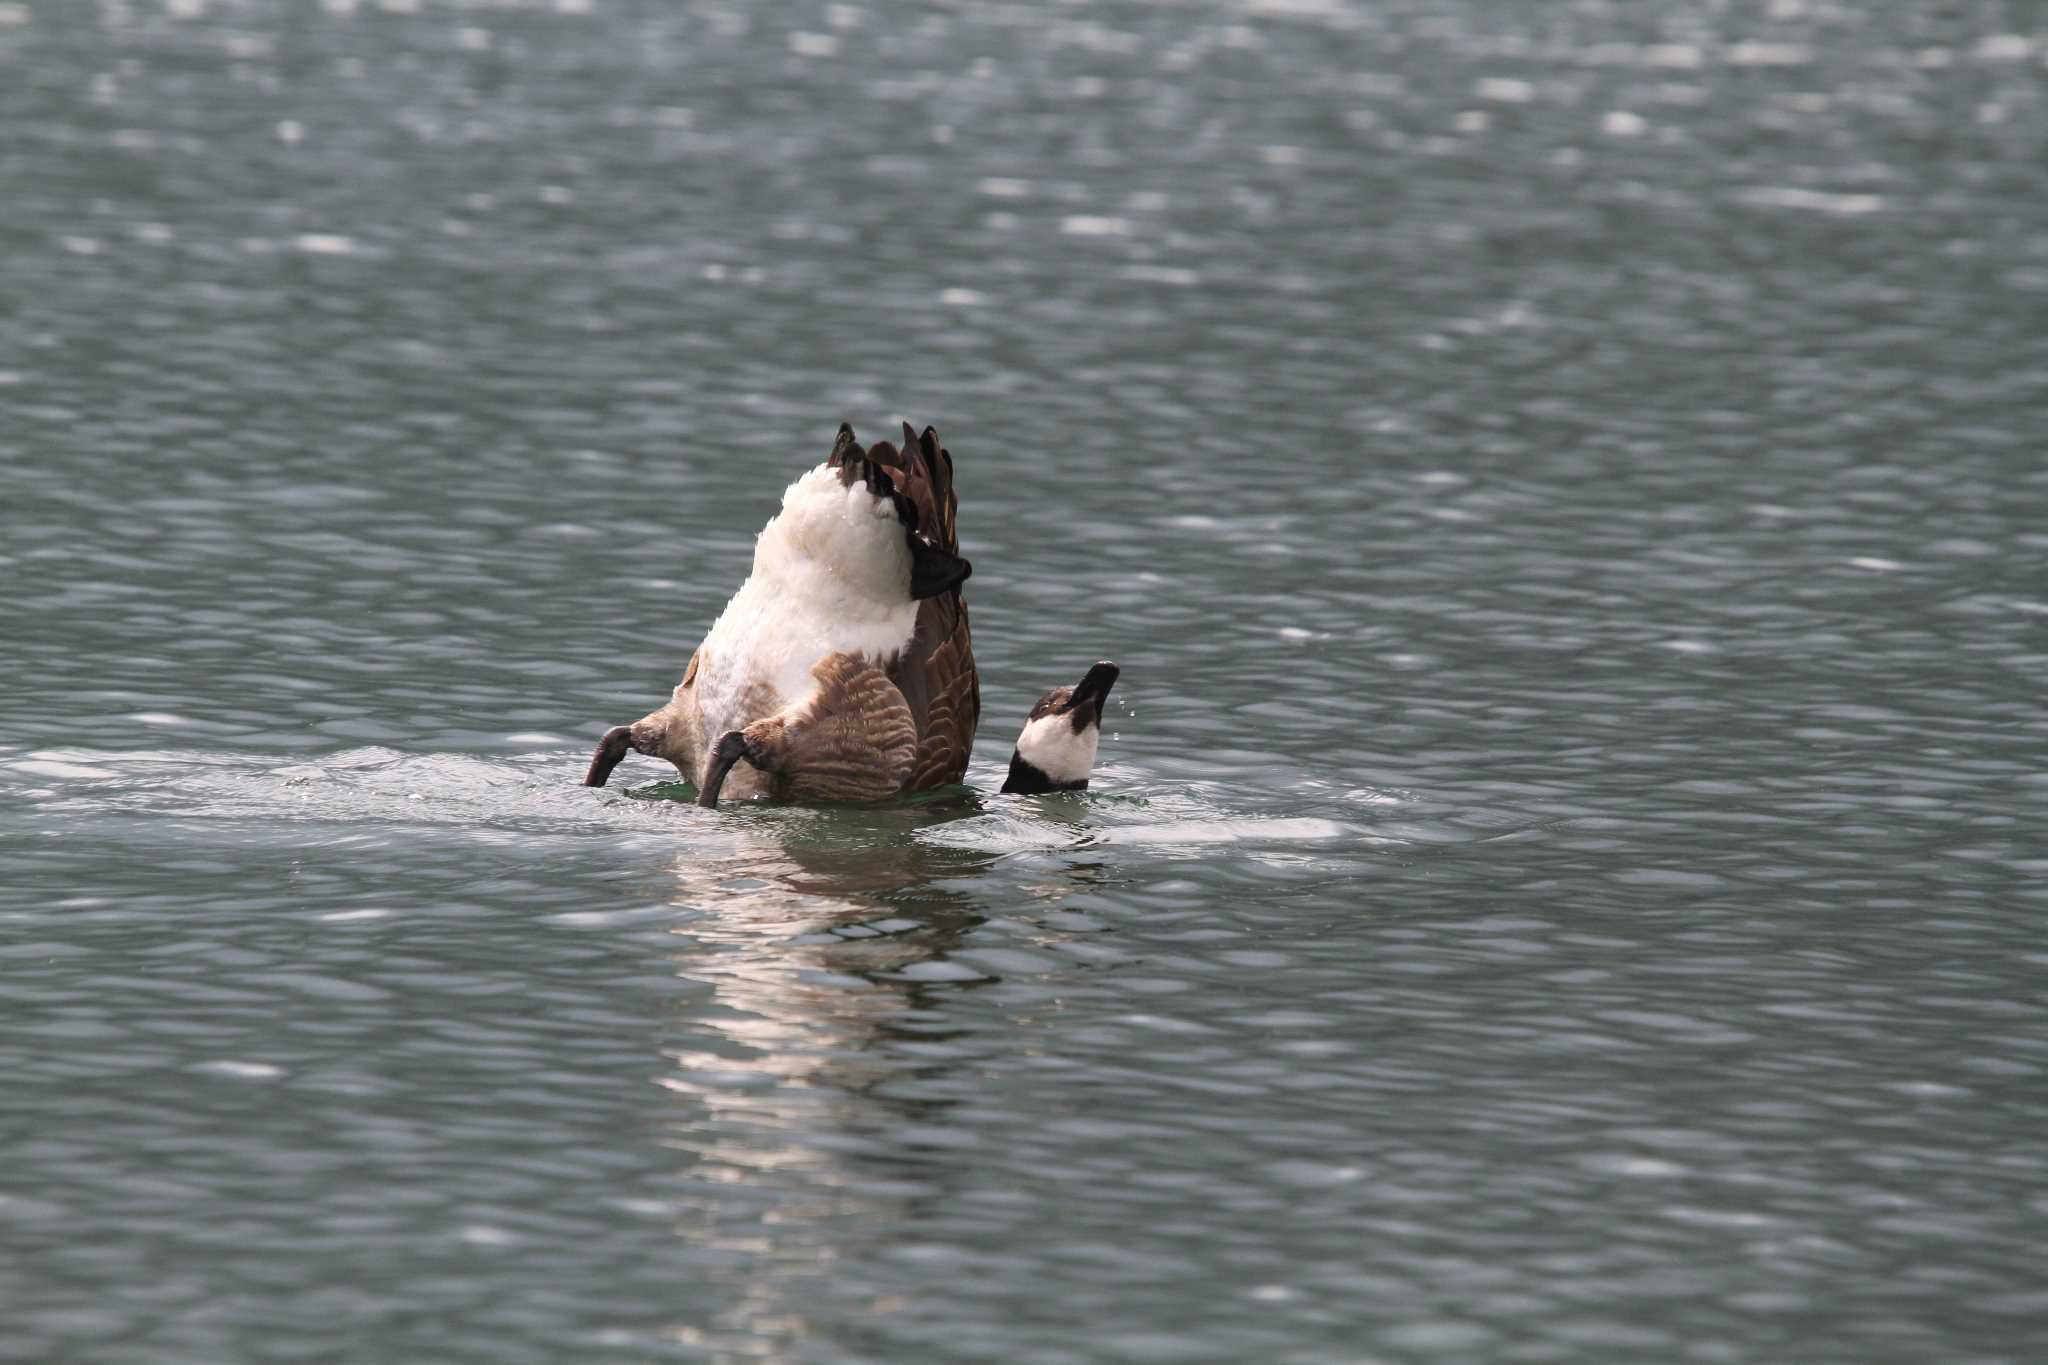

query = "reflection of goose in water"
[658, 799, 1111, 1101]
[651, 805, 1112, 1344]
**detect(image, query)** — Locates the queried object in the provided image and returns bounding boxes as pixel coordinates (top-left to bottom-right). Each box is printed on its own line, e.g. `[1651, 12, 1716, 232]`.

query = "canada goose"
[1000, 661, 1118, 795]
[583, 422, 980, 806]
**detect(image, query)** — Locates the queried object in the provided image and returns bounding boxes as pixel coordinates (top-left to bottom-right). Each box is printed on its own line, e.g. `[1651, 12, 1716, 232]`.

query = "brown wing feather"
[895, 424, 976, 790]
[901, 423, 958, 551]
[906, 592, 978, 790]
[829, 420, 979, 791]
[771, 652, 920, 804]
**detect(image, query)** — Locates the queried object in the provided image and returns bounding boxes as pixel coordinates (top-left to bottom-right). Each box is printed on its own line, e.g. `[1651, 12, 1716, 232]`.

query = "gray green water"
[5, 1, 2048, 1361]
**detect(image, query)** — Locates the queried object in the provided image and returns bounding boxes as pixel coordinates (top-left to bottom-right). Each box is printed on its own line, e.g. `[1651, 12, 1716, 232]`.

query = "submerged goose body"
[585, 422, 979, 804]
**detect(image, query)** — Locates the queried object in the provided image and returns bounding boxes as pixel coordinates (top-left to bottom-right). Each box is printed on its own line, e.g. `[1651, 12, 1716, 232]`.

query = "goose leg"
[697, 730, 757, 808]
[583, 725, 637, 787]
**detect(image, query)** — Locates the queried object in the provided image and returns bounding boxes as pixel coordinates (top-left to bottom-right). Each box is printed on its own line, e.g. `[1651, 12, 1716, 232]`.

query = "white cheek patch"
[1015, 712, 1099, 784]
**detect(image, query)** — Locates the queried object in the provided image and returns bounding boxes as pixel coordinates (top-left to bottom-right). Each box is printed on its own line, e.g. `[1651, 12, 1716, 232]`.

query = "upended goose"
[583, 422, 1115, 806]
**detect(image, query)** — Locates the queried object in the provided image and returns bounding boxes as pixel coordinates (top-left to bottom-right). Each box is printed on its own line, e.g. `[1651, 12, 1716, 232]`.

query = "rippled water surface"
[6, 1, 2048, 1361]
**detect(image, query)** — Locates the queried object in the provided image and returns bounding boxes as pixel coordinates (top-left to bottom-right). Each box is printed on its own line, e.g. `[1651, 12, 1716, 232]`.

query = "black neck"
[1001, 750, 1089, 795]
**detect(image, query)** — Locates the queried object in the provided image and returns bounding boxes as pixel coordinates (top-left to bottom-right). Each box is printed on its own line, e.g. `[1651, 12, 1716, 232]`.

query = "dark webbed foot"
[696, 730, 755, 809]
[583, 725, 636, 787]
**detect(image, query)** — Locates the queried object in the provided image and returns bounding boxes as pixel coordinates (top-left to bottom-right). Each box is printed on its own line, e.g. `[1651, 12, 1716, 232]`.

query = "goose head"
[1000, 661, 1118, 795]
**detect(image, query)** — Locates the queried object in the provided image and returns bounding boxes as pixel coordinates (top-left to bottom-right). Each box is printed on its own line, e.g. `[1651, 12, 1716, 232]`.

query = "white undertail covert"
[692, 464, 920, 747]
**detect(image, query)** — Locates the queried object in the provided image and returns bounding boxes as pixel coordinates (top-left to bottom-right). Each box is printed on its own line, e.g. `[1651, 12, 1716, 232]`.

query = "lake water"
[5, 1, 2047, 1361]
